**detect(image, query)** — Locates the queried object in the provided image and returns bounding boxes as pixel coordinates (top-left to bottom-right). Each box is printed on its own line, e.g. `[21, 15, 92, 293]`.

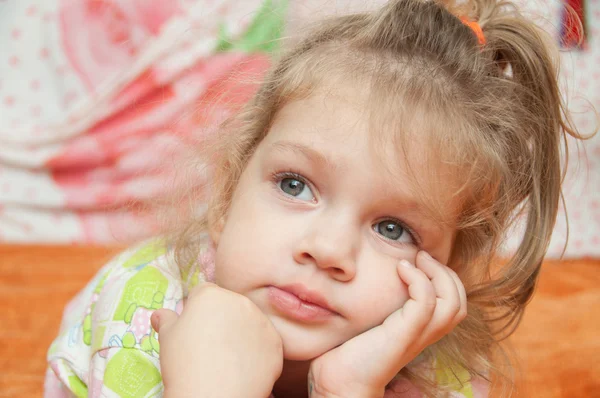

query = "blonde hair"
[163, 0, 588, 396]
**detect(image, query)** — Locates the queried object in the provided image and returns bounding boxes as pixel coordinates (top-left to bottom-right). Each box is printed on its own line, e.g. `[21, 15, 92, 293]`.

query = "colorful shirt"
[45, 239, 488, 397]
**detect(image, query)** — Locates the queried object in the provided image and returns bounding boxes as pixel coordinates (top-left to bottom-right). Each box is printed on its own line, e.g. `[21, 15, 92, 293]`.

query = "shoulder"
[385, 357, 490, 398]
[47, 237, 213, 394]
[85, 237, 214, 354]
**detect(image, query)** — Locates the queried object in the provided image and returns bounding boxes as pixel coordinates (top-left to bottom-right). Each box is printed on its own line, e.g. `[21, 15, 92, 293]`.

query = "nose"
[293, 209, 358, 282]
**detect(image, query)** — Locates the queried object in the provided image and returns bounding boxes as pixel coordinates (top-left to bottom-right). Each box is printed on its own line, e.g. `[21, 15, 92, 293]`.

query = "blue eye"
[278, 174, 315, 201]
[373, 220, 413, 244]
[280, 178, 304, 196]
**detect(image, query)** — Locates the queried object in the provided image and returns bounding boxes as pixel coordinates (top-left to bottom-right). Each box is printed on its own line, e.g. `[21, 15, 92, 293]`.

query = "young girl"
[46, 0, 585, 396]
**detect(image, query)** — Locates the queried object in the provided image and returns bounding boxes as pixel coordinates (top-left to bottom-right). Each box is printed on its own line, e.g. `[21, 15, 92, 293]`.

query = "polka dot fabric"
[0, 0, 276, 243]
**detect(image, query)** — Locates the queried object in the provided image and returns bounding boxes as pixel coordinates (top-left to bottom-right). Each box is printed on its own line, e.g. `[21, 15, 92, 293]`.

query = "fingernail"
[400, 259, 414, 268]
[150, 312, 159, 328]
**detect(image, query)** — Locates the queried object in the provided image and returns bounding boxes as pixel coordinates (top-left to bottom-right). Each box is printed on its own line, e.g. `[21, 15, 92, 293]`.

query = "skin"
[212, 90, 461, 395]
[153, 87, 467, 397]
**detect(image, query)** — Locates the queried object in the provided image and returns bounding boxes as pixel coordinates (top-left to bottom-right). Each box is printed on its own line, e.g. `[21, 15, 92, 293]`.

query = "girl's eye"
[373, 220, 414, 244]
[279, 177, 315, 201]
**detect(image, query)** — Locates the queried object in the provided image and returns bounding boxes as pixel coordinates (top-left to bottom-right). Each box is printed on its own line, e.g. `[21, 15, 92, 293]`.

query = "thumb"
[151, 308, 179, 334]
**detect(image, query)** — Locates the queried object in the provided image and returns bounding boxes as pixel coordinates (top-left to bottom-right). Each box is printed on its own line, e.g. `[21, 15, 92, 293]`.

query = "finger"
[185, 282, 219, 307]
[188, 282, 218, 298]
[415, 252, 462, 339]
[446, 268, 468, 324]
[151, 308, 179, 334]
[376, 261, 437, 361]
[395, 260, 437, 324]
[415, 251, 459, 303]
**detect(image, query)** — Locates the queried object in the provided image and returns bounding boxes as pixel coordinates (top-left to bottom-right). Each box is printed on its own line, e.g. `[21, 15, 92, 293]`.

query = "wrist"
[307, 366, 385, 398]
[309, 380, 384, 398]
[165, 385, 270, 398]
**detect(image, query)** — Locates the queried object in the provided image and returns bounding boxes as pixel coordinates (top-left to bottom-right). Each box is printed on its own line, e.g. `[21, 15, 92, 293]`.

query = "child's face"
[212, 89, 459, 361]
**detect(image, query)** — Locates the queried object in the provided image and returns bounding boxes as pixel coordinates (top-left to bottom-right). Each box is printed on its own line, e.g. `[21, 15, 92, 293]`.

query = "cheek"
[213, 201, 281, 291]
[348, 273, 409, 332]
[213, 244, 268, 293]
[213, 245, 239, 289]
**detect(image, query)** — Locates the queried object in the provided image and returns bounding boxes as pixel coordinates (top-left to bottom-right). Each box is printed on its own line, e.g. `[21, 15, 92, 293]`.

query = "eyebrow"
[269, 141, 339, 171]
[371, 189, 449, 242]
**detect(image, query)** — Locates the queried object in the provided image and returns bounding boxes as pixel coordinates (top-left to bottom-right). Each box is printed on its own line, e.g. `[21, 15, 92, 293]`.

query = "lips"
[267, 284, 339, 323]
[281, 284, 337, 312]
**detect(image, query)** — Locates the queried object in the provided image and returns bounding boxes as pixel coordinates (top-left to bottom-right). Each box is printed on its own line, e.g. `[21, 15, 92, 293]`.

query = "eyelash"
[270, 170, 317, 200]
[269, 169, 421, 246]
[271, 170, 311, 187]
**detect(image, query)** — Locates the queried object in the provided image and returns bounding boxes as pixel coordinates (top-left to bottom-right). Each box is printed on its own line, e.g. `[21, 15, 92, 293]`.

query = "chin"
[269, 316, 340, 361]
[282, 341, 326, 361]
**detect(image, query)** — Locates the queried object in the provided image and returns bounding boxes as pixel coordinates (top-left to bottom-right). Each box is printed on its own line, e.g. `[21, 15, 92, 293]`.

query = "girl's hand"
[151, 283, 283, 398]
[308, 251, 467, 398]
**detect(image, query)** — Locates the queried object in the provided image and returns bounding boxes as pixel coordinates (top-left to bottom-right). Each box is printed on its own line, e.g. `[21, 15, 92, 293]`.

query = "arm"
[152, 284, 283, 398]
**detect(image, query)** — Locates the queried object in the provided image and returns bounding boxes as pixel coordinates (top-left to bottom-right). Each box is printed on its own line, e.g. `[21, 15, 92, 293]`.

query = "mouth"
[267, 284, 339, 323]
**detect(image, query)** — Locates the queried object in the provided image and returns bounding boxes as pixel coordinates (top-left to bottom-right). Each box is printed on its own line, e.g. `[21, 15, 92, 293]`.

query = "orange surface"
[509, 259, 600, 397]
[0, 245, 122, 397]
[0, 245, 598, 397]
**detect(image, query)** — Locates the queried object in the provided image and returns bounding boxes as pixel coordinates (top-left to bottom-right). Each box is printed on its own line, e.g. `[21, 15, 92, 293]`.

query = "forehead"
[266, 88, 368, 150]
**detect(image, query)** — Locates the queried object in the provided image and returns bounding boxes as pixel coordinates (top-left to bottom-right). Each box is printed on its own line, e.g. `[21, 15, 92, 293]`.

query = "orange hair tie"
[460, 17, 486, 46]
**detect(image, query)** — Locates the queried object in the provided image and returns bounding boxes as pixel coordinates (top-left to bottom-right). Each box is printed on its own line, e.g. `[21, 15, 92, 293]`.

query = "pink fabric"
[58, 0, 182, 91]
[1, 0, 598, 258]
[0, 0, 270, 243]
